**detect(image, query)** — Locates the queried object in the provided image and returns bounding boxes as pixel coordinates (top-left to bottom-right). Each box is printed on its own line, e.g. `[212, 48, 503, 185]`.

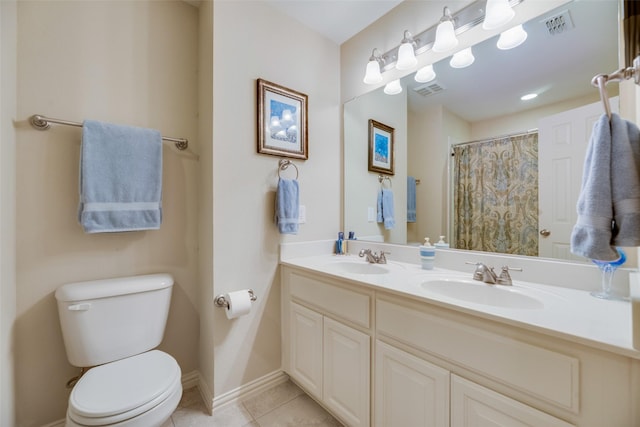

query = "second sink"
[420, 278, 544, 310]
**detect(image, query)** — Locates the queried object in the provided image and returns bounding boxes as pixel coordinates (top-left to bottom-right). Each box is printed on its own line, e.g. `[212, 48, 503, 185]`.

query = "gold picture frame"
[257, 79, 308, 159]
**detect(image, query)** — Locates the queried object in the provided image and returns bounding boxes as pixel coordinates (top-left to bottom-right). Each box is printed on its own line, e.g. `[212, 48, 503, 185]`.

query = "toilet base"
[65, 382, 182, 427]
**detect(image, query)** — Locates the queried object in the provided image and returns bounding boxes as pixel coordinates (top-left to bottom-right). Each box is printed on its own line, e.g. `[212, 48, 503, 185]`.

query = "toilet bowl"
[55, 274, 182, 427]
[66, 350, 182, 427]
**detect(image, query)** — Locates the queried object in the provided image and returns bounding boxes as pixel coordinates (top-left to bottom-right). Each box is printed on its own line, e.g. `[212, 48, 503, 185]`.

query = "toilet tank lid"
[55, 273, 174, 302]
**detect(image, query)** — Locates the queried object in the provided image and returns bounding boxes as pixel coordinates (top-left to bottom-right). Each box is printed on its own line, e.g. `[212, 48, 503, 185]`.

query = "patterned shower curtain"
[453, 132, 539, 256]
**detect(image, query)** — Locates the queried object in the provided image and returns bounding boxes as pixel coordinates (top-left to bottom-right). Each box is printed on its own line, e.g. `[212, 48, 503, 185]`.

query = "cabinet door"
[289, 302, 323, 399]
[375, 341, 449, 427]
[323, 317, 370, 427]
[451, 375, 575, 427]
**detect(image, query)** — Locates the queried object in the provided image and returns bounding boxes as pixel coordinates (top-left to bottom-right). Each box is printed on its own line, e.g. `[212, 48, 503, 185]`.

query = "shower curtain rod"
[29, 114, 189, 151]
[451, 128, 538, 152]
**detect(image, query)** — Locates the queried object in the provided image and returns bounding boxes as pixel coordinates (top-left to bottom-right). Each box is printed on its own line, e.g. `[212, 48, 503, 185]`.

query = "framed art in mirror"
[257, 78, 308, 159]
[368, 119, 394, 175]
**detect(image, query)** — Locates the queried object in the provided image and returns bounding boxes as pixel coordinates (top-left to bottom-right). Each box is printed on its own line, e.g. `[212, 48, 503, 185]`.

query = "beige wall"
[14, 2, 200, 425]
[211, 1, 340, 398]
[1, 0, 17, 425]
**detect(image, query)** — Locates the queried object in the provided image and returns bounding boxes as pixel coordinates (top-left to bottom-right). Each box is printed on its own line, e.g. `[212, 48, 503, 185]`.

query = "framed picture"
[257, 79, 308, 159]
[368, 119, 394, 175]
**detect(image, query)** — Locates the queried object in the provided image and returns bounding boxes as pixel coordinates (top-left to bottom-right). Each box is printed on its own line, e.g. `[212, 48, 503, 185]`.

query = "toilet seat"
[68, 350, 181, 426]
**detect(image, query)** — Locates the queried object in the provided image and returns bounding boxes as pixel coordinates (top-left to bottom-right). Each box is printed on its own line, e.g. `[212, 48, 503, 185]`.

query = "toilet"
[55, 273, 182, 427]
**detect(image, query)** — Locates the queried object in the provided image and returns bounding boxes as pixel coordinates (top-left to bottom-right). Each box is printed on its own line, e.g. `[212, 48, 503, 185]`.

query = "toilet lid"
[68, 350, 181, 425]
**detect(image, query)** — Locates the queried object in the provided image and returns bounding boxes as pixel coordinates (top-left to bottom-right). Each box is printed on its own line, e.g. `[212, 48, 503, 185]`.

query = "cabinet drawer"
[451, 375, 575, 427]
[288, 270, 371, 329]
[377, 299, 580, 413]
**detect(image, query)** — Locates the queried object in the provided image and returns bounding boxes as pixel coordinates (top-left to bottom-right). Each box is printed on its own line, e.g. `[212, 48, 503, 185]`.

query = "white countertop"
[281, 251, 640, 360]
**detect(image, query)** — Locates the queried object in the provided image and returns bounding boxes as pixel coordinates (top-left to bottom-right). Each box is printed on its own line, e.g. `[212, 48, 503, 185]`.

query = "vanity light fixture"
[432, 7, 458, 53]
[415, 64, 437, 83]
[363, 48, 385, 84]
[384, 79, 402, 95]
[449, 47, 475, 68]
[482, 0, 515, 30]
[497, 24, 528, 50]
[396, 30, 418, 70]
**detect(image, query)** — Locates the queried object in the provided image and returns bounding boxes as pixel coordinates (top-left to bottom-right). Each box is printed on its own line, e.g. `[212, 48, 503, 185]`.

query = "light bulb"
[483, 0, 515, 30]
[497, 24, 528, 50]
[363, 59, 383, 84]
[396, 31, 417, 71]
[433, 19, 458, 52]
[384, 79, 402, 95]
[415, 65, 436, 83]
[449, 47, 475, 68]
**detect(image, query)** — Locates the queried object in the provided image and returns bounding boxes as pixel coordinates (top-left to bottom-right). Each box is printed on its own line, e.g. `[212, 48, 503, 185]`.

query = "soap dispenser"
[419, 237, 435, 270]
[435, 235, 450, 249]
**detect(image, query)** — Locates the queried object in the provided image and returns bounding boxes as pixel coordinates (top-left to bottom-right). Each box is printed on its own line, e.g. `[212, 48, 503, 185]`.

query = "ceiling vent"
[542, 10, 574, 36]
[413, 81, 446, 97]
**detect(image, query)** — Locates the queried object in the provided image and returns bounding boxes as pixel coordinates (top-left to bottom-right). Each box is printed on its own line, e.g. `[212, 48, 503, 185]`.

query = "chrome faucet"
[469, 262, 497, 284]
[466, 262, 522, 285]
[496, 266, 523, 286]
[359, 249, 388, 264]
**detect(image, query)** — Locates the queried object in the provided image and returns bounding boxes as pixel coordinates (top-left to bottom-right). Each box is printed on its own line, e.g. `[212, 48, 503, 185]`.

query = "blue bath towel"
[610, 113, 640, 247]
[275, 178, 299, 234]
[570, 113, 640, 260]
[79, 120, 163, 233]
[407, 176, 417, 223]
[377, 188, 395, 230]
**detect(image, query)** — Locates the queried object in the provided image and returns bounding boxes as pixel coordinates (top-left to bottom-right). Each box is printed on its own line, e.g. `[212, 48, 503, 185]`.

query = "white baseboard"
[211, 369, 289, 411]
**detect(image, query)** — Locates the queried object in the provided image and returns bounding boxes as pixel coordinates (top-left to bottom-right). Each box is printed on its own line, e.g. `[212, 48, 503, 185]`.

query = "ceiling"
[265, 0, 402, 45]
[263, 0, 619, 122]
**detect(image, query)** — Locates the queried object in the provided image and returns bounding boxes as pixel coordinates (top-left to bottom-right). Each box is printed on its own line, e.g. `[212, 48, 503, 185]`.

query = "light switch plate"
[298, 205, 306, 223]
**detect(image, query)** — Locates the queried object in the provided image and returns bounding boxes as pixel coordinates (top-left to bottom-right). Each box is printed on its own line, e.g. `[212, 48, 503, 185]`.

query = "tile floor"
[162, 380, 343, 427]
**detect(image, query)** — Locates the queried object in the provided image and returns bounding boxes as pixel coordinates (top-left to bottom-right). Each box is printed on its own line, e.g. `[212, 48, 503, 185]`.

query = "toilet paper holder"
[214, 289, 257, 308]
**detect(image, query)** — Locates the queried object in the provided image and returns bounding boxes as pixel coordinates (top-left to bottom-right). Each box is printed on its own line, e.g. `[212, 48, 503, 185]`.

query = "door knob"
[540, 229, 551, 237]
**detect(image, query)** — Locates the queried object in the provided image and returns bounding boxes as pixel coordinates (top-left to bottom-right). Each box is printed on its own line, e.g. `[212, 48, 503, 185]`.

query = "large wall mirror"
[344, 0, 619, 263]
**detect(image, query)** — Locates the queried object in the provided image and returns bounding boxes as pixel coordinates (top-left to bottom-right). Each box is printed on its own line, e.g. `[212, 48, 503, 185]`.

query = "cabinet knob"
[539, 229, 551, 237]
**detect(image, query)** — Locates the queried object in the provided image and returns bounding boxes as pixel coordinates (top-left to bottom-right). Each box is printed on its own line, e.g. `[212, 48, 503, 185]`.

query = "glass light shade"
[396, 42, 417, 70]
[383, 79, 402, 95]
[432, 20, 458, 53]
[363, 59, 383, 84]
[415, 65, 436, 83]
[449, 47, 475, 68]
[482, 0, 515, 30]
[497, 25, 528, 50]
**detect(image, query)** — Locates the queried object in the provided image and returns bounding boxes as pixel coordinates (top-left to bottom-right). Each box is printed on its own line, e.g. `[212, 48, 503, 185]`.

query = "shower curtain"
[453, 132, 539, 256]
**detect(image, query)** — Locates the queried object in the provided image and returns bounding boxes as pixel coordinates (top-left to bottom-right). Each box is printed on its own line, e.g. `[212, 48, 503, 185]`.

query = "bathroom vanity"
[280, 242, 640, 427]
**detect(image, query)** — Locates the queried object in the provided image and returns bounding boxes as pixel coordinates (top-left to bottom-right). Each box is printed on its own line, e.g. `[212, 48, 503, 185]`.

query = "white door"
[323, 317, 370, 427]
[538, 99, 617, 260]
[375, 341, 449, 427]
[451, 375, 575, 427]
[289, 302, 323, 399]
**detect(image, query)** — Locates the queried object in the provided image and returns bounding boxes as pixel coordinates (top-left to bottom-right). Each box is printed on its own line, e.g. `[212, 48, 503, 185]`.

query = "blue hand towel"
[79, 120, 163, 233]
[275, 178, 299, 234]
[407, 176, 417, 223]
[611, 113, 640, 247]
[376, 188, 395, 230]
[570, 114, 618, 260]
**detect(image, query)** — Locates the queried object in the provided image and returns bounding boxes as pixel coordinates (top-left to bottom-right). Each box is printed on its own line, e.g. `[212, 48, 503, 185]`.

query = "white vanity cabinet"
[281, 263, 640, 427]
[282, 267, 372, 427]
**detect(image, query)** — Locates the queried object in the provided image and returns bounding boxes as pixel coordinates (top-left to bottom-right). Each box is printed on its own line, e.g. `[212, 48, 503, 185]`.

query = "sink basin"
[420, 278, 544, 309]
[326, 261, 390, 275]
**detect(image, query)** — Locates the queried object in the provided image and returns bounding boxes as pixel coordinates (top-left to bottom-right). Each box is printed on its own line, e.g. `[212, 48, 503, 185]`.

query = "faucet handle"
[466, 261, 489, 281]
[497, 266, 522, 286]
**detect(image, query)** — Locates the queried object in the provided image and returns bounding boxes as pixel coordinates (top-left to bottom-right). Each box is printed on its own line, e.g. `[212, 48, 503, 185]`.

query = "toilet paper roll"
[224, 290, 252, 319]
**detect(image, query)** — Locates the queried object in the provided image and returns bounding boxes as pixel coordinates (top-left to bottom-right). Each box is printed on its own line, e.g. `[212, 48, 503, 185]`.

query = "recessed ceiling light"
[521, 93, 538, 101]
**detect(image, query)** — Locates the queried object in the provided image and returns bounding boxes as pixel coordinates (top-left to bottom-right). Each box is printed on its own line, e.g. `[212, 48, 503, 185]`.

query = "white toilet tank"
[55, 273, 174, 367]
